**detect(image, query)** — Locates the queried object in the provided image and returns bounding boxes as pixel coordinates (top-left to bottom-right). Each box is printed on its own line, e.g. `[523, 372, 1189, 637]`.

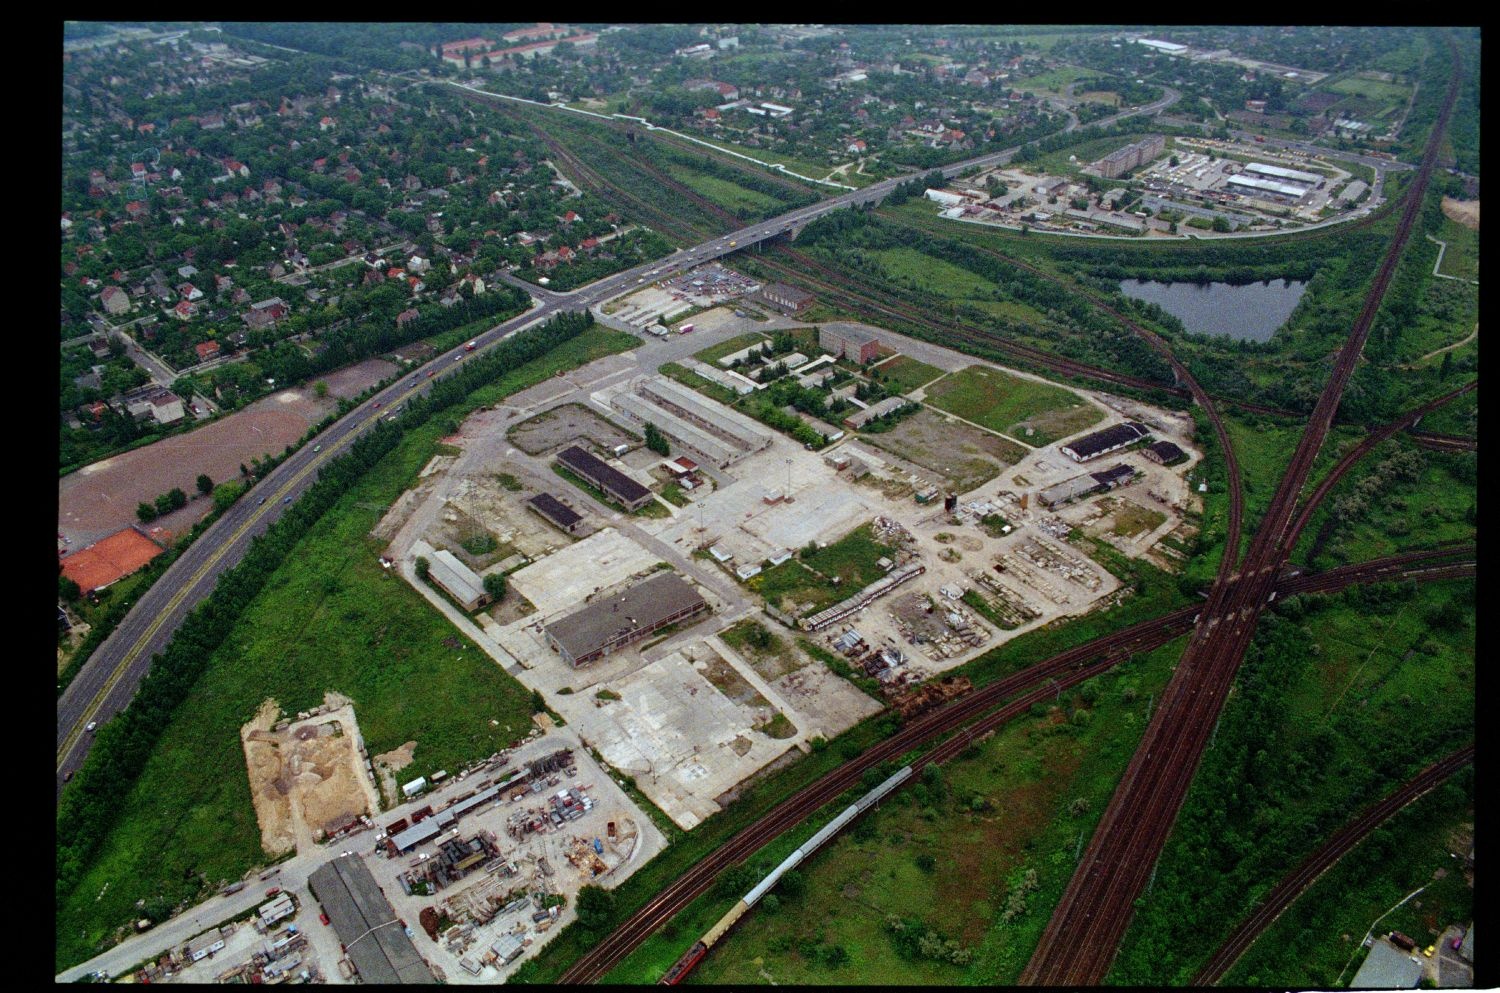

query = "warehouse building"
[1349, 939, 1423, 989]
[1226, 173, 1309, 199]
[759, 282, 816, 314]
[527, 493, 583, 534]
[842, 396, 909, 430]
[1037, 463, 1134, 507]
[555, 445, 653, 511]
[1059, 422, 1149, 462]
[1244, 161, 1323, 186]
[543, 572, 709, 667]
[819, 324, 881, 364]
[308, 857, 434, 984]
[1143, 440, 1186, 464]
[611, 392, 739, 468]
[639, 377, 773, 452]
[427, 549, 492, 611]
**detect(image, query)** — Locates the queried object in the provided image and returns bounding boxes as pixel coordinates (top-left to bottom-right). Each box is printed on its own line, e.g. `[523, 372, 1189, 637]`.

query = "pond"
[1119, 279, 1309, 342]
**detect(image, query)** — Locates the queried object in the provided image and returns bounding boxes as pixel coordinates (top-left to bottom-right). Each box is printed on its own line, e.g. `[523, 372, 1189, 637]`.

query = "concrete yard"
[505, 528, 667, 619]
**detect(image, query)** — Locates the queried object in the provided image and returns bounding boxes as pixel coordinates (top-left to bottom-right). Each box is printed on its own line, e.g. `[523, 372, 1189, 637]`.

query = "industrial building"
[1226, 174, 1309, 199]
[427, 549, 492, 611]
[759, 282, 816, 314]
[1244, 161, 1323, 186]
[1059, 422, 1149, 462]
[1038, 463, 1136, 507]
[543, 572, 709, 667]
[527, 492, 583, 534]
[638, 377, 773, 453]
[1143, 440, 1186, 464]
[1349, 939, 1423, 989]
[819, 324, 881, 364]
[1092, 134, 1165, 179]
[610, 392, 739, 468]
[308, 857, 434, 984]
[555, 445, 653, 511]
[842, 396, 909, 430]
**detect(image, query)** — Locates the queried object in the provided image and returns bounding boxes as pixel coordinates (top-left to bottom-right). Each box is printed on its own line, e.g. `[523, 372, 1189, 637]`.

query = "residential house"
[194, 340, 220, 362]
[100, 285, 130, 315]
[395, 307, 421, 328]
[178, 283, 203, 302]
[173, 300, 197, 320]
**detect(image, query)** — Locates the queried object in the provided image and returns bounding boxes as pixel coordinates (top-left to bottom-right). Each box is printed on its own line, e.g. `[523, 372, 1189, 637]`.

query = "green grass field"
[802, 522, 898, 588]
[1328, 74, 1413, 104]
[871, 355, 946, 394]
[664, 163, 785, 216]
[694, 332, 770, 365]
[873, 247, 998, 298]
[923, 365, 1102, 446]
[690, 134, 879, 188]
[54, 327, 639, 973]
[1014, 64, 1098, 95]
[1432, 216, 1478, 282]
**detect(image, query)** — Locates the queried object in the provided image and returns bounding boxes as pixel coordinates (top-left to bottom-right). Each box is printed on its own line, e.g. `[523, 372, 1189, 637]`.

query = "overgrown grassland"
[1224, 770, 1473, 988]
[54, 327, 638, 973]
[870, 355, 945, 394]
[923, 364, 1102, 446]
[1110, 578, 1475, 984]
[683, 636, 1189, 985]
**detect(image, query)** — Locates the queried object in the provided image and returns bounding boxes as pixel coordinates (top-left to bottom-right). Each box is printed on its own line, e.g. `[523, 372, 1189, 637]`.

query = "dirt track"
[58, 359, 395, 550]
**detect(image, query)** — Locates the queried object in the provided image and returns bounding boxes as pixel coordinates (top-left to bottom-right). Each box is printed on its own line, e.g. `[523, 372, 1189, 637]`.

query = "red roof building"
[194, 340, 220, 360]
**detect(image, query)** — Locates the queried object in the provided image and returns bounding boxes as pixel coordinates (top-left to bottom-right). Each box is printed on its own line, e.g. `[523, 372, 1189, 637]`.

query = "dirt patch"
[1441, 197, 1479, 231]
[864, 408, 1025, 493]
[374, 740, 418, 808]
[507, 402, 641, 456]
[59, 358, 395, 550]
[242, 693, 380, 857]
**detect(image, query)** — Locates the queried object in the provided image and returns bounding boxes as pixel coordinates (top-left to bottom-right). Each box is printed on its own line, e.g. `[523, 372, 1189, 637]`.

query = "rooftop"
[308, 857, 433, 984]
[527, 492, 582, 530]
[544, 572, 707, 663]
[556, 445, 651, 504]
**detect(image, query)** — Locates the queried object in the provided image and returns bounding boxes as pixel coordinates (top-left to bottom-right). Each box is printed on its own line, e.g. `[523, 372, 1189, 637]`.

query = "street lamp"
[784, 457, 792, 497]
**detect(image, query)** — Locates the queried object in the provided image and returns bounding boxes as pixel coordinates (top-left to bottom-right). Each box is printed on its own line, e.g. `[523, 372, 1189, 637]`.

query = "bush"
[59, 576, 83, 602]
[915, 853, 936, 873]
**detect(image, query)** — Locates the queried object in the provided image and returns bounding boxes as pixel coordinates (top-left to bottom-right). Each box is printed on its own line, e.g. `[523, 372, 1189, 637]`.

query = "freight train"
[659, 766, 914, 984]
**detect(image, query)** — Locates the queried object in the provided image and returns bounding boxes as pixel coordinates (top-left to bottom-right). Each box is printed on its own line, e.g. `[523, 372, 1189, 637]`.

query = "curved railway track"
[1193, 744, 1474, 986]
[1020, 36, 1462, 985]
[559, 544, 1472, 983]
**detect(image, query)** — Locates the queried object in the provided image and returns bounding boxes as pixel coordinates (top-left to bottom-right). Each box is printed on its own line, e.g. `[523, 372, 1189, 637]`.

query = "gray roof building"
[1143, 440, 1186, 464]
[308, 856, 434, 984]
[842, 396, 908, 430]
[611, 392, 739, 468]
[527, 493, 583, 533]
[544, 572, 709, 667]
[428, 549, 491, 611]
[639, 377, 773, 452]
[1060, 422, 1149, 462]
[1349, 939, 1423, 989]
[556, 445, 652, 511]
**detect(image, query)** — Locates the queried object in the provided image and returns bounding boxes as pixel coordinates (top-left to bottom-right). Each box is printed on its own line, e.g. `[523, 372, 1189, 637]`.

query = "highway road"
[56, 83, 1186, 790]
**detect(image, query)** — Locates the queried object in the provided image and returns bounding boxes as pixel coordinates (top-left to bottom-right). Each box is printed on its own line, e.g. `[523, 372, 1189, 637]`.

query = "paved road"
[56, 84, 1182, 789]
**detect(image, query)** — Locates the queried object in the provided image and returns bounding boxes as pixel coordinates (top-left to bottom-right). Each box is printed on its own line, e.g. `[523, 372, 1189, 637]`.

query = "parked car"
[320, 912, 330, 926]
[86, 721, 97, 732]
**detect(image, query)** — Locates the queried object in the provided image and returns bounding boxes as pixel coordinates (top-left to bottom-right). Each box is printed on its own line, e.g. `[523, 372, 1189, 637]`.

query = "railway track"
[559, 544, 1472, 983]
[1194, 743, 1474, 986]
[1020, 36, 1462, 985]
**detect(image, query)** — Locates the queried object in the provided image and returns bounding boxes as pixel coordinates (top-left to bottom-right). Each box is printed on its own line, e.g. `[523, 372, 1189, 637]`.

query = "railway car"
[660, 941, 707, 985]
